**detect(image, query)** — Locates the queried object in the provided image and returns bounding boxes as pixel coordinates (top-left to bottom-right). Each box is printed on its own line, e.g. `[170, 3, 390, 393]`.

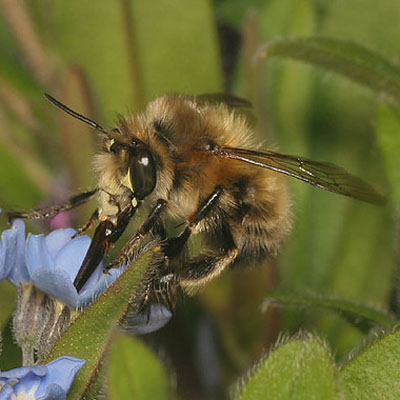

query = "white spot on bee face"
[132, 197, 138, 208]
[141, 155, 149, 166]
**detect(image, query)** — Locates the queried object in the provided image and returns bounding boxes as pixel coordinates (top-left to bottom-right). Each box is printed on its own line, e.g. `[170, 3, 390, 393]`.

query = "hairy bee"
[9, 93, 382, 300]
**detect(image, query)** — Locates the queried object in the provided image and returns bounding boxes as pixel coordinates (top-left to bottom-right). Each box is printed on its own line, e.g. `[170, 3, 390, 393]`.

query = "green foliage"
[106, 333, 169, 400]
[339, 331, 400, 400]
[236, 335, 338, 400]
[376, 104, 400, 205]
[256, 36, 400, 103]
[46, 248, 154, 398]
[264, 291, 398, 332]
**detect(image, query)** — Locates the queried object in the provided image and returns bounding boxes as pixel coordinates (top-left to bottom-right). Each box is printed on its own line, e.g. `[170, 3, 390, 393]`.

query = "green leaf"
[256, 36, 400, 103]
[237, 335, 338, 400]
[376, 103, 400, 204]
[46, 247, 156, 399]
[106, 333, 169, 400]
[264, 291, 398, 332]
[0, 281, 16, 329]
[339, 330, 400, 400]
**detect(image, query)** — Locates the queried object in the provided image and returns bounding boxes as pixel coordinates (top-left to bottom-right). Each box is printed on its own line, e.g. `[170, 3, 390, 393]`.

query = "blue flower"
[0, 356, 85, 400]
[0, 219, 25, 282]
[127, 304, 172, 335]
[1, 220, 121, 308]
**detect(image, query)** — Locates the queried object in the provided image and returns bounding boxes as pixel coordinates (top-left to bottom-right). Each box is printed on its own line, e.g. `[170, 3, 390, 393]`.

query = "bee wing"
[196, 93, 252, 109]
[219, 147, 384, 204]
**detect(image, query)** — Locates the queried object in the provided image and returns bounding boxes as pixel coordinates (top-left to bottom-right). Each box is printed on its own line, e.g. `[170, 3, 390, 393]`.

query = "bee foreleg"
[7, 189, 97, 222]
[104, 199, 167, 271]
[71, 208, 99, 238]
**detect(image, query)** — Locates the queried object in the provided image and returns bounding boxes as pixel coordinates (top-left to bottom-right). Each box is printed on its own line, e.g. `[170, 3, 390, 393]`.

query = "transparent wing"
[217, 146, 384, 204]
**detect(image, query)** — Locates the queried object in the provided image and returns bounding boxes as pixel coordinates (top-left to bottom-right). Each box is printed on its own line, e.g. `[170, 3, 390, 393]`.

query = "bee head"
[106, 134, 157, 201]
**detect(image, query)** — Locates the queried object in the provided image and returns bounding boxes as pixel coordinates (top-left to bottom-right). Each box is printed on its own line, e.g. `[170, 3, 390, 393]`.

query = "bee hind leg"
[177, 247, 238, 295]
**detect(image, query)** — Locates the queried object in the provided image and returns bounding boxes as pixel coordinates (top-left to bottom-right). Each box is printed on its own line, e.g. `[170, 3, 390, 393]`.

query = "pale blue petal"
[4, 219, 29, 285]
[77, 264, 122, 308]
[33, 356, 85, 399]
[37, 383, 65, 400]
[0, 224, 17, 281]
[32, 268, 78, 308]
[127, 304, 172, 335]
[0, 356, 84, 400]
[53, 235, 91, 281]
[0, 365, 47, 380]
[25, 234, 53, 277]
[0, 384, 14, 400]
[45, 229, 76, 260]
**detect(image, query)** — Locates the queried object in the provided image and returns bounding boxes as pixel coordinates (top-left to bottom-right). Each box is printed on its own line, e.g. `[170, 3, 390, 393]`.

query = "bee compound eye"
[129, 149, 157, 200]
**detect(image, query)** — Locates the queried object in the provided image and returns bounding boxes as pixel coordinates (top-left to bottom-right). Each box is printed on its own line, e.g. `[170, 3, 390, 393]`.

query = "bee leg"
[163, 186, 223, 259]
[104, 199, 167, 271]
[7, 189, 97, 222]
[71, 209, 99, 238]
[178, 248, 238, 294]
[176, 222, 238, 294]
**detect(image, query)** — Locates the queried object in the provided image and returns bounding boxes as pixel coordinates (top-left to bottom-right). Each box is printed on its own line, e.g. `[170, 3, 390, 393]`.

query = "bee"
[8, 93, 383, 300]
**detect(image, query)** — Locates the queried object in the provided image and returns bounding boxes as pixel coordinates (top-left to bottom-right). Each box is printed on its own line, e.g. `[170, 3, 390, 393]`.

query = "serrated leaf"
[264, 291, 398, 332]
[106, 333, 168, 400]
[376, 103, 400, 204]
[46, 247, 156, 400]
[339, 330, 400, 400]
[256, 36, 400, 103]
[237, 336, 338, 400]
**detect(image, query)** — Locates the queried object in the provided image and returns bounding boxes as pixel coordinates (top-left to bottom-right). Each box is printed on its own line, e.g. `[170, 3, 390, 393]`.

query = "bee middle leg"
[104, 199, 167, 271]
[163, 186, 239, 293]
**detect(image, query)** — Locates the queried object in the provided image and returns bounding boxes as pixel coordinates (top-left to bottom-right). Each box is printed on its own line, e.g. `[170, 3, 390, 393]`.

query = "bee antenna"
[44, 93, 109, 135]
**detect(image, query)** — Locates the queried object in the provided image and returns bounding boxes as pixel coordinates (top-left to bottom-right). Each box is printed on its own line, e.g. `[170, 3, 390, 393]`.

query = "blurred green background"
[0, 0, 398, 399]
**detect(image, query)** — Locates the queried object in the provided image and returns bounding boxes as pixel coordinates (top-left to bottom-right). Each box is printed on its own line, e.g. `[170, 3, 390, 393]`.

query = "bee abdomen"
[229, 174, 292, 261]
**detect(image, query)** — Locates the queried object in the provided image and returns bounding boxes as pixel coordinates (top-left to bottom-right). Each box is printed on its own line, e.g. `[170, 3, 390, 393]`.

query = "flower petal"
[45, 228, 77, 260]
[25, 234, 53, 278]
[0, 356, 85, 400]
[33, 356, 85, 399]
[0, 365, 47, 380]
[53, 235, 91, 281]
[32, 268, 78, 308]
[126, 304, 172, 335]
[3, 219, 28, 285]
[0, 384, 14, 400]
[77, 265, 122, 308]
